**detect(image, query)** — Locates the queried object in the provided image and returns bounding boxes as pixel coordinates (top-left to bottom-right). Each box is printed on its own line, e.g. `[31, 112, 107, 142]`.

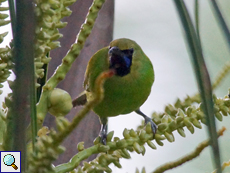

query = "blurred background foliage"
[0, 0, 230, 173]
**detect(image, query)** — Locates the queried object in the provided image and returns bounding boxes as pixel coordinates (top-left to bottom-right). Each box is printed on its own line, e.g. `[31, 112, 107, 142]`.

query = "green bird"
[72, 38, 157, 144]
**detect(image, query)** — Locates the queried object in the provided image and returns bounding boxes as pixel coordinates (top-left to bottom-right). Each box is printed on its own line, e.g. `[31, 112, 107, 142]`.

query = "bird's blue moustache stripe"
[123, 55, 131, 68]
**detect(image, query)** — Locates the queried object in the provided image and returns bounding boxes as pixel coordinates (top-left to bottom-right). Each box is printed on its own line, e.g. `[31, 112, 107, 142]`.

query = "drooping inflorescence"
[34, 0, 76, 82]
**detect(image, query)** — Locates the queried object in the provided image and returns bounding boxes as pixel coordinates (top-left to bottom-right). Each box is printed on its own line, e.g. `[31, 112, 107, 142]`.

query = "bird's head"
[108, 46, 133, 77]
[108, 38, 139, 77]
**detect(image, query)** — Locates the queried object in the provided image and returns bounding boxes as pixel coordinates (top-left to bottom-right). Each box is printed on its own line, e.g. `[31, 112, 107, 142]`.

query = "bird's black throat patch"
[109, 46, 133, 77]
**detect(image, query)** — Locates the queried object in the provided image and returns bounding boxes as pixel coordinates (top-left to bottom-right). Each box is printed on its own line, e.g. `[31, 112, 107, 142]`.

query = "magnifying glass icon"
[3, 154, 18, 170]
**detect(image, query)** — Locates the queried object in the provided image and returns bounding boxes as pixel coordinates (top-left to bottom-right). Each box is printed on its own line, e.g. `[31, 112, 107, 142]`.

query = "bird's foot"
[135, 109, 157, 135]
[144, 116, 157, 134]
[99, 130, 107, 145]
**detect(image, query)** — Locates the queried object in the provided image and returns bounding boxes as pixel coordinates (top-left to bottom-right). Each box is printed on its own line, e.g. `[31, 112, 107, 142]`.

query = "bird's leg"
[99, 118, 108, 145]
[135, 109, 157, 134]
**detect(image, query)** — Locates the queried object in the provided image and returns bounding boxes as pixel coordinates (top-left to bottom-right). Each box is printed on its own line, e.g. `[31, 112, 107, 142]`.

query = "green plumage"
[84, 38, 154, 118]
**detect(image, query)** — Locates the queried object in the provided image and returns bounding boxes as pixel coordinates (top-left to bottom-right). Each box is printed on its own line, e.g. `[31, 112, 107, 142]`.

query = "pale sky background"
[1, 1, 230, 173]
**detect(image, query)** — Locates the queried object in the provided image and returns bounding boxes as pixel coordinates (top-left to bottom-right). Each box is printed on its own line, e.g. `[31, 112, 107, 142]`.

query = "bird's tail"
[72, 91, 87, 107]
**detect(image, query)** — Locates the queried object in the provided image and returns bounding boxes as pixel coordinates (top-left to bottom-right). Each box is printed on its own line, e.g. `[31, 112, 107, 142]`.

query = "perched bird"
[72, 38, 157, 144]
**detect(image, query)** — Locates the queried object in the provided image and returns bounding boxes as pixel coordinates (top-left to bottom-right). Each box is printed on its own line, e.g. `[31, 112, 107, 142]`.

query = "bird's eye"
[123, 48, 134, 55]
[130, 48, 134, 54]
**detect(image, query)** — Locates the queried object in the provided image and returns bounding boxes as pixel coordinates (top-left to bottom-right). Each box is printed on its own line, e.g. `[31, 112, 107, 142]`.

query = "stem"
[11, 0, 35, 171]
[194, 0, 201, 46]
[8, 0, 16, 37]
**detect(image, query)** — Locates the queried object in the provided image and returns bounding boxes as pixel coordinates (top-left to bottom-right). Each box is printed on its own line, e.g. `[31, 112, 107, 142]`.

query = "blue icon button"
[3, 154, 18, 170]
